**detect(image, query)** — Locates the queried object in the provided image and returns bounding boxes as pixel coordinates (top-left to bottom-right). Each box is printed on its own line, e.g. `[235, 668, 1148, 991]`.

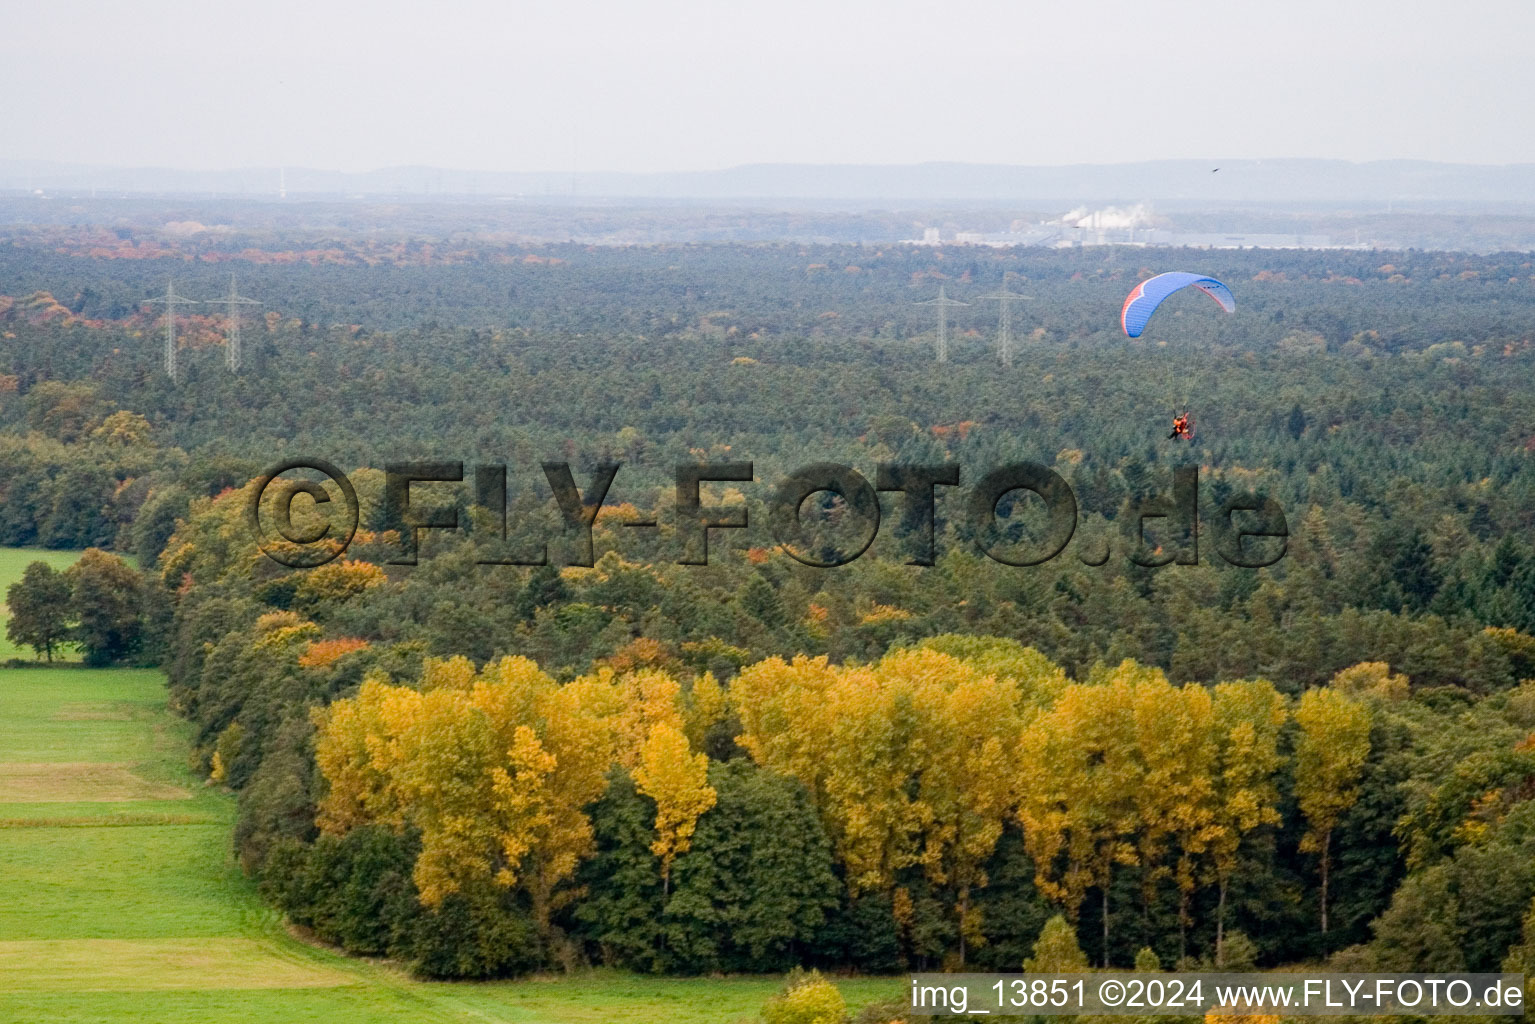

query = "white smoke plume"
[1053, 204, 1155, 229]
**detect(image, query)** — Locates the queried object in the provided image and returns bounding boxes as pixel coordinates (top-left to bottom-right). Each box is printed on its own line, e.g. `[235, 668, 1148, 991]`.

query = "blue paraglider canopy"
[1120, 272, 1235, 338]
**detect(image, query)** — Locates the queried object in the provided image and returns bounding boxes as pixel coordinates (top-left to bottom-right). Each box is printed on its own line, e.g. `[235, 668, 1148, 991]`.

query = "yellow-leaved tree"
[609, 667, 687, 772]
[731, 654, 844, 810]
[517, 665, 625, 928]
[1293, 686, 1372, 934]
[682, 671, 727, 752]
[633, 722, 716, 892]
[1126, 671, 1219, 962]
[1017, 664, 1142, 967]
[1330, 661, 1410, 701]
[313, 655, 622, 938]
[733, 646, 1047, 964]
[1207, 679, 1287, 962]
[732, 654, 911, 891]
[879, 647, 1026, 965]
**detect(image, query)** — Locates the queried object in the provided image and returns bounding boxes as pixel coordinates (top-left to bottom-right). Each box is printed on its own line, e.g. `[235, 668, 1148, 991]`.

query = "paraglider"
[1168, 411, 1194, 441]
[1120, 272, 1235, 338]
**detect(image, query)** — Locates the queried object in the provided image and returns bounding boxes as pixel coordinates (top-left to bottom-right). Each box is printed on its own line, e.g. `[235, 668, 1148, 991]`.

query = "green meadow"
[0, 556, 901, 1023]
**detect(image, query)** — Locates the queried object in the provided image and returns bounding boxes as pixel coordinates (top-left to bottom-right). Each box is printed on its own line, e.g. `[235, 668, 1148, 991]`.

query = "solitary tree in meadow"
[6, 561, 73, 661]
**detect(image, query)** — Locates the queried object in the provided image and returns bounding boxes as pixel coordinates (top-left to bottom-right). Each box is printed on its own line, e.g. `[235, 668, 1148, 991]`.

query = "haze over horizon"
[5, 0, 1533, 174]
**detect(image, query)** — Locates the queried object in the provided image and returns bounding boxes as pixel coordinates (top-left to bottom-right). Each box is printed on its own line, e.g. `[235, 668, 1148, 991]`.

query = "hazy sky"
[5, 0, 1533, 172]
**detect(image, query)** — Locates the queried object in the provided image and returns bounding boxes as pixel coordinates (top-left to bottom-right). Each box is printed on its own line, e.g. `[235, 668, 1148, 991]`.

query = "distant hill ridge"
[4, 158, 1535, 203]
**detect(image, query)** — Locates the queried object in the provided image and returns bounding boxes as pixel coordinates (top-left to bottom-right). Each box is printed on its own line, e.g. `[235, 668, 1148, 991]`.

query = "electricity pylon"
[143, 280, 198, 383]
[914, 285, 968, 363]
[213, 274, 261, 372]
[978, 280, 1035, 367]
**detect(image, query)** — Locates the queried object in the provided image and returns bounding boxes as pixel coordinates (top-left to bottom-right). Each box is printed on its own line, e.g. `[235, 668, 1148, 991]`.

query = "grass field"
[0, 597, 902, 1021]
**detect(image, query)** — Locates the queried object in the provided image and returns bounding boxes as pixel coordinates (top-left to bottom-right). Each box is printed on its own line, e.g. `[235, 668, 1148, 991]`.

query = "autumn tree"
[916, 634, 1069, 708]
[1017, 664, 1143, 966]
[313, 656, 623, 940]
[611, 667, 688, 770]
[732, 655, 910, 892]
[292, 558, 388, 609]
[733, 647, 1039, 963]
[1125, 670, 1218, 960]
[501, 663, 625, 932]
[1330, 661, 1409, 701]
[883, 647, 1026, 965]
[633, 722, 716, 892]
[681, 671, 728, 752]
[1207, 680, 1287, 961]
[1293, 687, 1372, 934]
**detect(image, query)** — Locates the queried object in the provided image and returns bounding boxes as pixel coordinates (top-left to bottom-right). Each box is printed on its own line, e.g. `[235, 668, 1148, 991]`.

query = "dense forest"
[2, 236, 1535, 988]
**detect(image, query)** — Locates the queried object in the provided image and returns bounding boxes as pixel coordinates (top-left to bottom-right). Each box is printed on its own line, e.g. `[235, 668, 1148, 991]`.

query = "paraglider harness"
[1169, 412, 1194, 441]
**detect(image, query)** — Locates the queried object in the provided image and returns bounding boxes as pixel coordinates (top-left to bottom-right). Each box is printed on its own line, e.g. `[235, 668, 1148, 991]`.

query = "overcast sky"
[5, 0, 1532, 173]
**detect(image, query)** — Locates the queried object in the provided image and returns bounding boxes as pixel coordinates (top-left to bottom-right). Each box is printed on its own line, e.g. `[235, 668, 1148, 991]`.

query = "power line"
[978, 277, 1036, 367]
[214, 273, 261, 372]
[142, 280, 198, 383]
[914, 285, 968, 363]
